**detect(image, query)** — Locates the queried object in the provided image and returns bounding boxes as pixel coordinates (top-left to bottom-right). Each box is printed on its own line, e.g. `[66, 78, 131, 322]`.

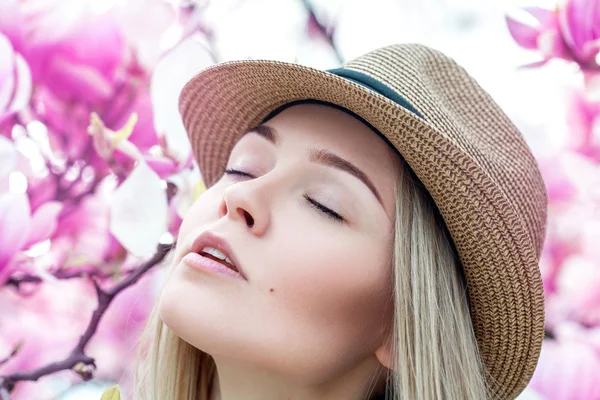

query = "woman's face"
[159, 103, 398, 385]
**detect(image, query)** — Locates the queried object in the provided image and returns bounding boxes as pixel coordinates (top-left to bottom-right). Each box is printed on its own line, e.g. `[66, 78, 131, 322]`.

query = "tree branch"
[0, 243, 172, 394]
[6, 265, 138, 291]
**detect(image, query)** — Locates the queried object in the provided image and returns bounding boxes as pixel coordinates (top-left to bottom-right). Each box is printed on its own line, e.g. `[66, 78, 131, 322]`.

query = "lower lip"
[182, 252, 246, 281]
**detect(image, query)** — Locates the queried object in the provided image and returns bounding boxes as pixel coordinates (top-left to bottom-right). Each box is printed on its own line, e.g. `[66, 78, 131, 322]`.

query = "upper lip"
[188, 231, 247, 280]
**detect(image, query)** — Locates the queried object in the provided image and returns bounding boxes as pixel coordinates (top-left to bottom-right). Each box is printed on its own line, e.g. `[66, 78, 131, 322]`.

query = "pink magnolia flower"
[507, 1, 600, 69]
[506, 7, 568, 68]
[0, 137, 62, 284]
[557, 0, 600, 68]
[2, 1, 162, 167]
[88, 110, 192, 180]
[0, 192, 62, 285]
[3, 0, 126, 104]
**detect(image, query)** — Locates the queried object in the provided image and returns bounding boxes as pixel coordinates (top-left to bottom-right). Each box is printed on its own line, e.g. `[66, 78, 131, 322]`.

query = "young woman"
[132, 43, 548, 400]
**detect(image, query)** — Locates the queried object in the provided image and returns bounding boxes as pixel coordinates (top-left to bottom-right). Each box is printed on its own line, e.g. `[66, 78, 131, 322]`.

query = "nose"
[218, 180, 270, 236]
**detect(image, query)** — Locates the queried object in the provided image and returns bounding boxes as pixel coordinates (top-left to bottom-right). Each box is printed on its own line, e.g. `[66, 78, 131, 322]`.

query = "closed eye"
[304, 194, 345, 223]
[224, 168, 255, 179]
[224, 168, 345, 223]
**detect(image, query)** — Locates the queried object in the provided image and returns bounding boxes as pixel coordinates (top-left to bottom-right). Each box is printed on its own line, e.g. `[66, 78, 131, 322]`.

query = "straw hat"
[178, 43, 547, 399]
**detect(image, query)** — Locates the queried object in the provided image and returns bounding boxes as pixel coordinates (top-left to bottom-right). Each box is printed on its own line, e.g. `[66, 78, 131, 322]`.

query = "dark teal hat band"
[259, 68, 425, 153]
[326, 68, 425, 120]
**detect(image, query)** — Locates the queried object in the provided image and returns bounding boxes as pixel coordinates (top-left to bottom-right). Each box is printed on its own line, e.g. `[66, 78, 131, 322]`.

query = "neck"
[208, 355, 387, 400]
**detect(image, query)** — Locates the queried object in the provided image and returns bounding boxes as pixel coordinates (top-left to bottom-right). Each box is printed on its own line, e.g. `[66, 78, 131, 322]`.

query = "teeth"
[201, 247, 235, 267]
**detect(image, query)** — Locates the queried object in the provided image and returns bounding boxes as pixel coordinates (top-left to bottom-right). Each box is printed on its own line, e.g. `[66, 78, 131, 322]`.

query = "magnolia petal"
[506, 15, 541, 50]
[517, 59, 551, 69]
[0, 135, 18, 187]
[114, 138, 143, 162]
[9, 53, 32, 112]
[24, 201, 63, 248]
[537, 29, 569, 61]
[89, 112, 145, 167]
[0, 34, 16, 112]
[0, 192, 31, 270]
[100, 385, 121, 400]
[523, 7, 557, 28]
[88, 112, 113, 160]
[151, 35, 214, 158]
[109, 160, 167, 257]
[145, 155, 178, 179]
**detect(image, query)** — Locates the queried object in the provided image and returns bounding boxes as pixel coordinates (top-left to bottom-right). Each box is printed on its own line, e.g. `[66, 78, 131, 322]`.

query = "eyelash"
[224, 168, 254, 178]
[223, 168, 345, 223]
[303, 194, 345, 222]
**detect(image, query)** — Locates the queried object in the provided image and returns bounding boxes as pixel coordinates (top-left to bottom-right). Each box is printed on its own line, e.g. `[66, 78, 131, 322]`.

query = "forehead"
[257, 103, 400, 219]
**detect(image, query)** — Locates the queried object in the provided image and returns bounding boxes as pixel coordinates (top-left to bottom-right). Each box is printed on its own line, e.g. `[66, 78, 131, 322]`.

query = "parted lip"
[188, 231, 247, 280]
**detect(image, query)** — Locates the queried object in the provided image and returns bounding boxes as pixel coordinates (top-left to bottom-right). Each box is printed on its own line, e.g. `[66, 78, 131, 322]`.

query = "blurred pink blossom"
[88, 266, 158, 391]
[530, 326, 600, 400]
[88, 112, 143, 175]
[0, 0, 195, 397]
[2, 1, 125, 104]
[506, 7, 568, 67]
[555, 254, 600, 327]
[1, 0, 163, 172]
[557, 0, 600, 68]
[0, 192, 62, 285]
[0, 137, 62, 284]
[565, 88, 600, 161]
[507, 1, 600, 69]
[540, 150, 600, 327]
[0, 32, 31, 126]
[52, 188, 122, 268]
[0, 277, 98, 398]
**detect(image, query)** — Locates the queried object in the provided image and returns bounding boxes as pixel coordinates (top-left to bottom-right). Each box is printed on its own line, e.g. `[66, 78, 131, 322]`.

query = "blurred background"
[1, 0, 599, 398]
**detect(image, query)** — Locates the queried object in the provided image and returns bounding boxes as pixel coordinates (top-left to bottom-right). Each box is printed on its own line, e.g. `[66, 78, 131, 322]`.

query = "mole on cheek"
[269, 288, 274, 293]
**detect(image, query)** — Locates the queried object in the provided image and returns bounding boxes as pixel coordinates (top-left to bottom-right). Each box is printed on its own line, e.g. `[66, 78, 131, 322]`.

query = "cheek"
[287, 240, 390, 320]
[270, 230, 394, 353]
[177, 186, 223, 240]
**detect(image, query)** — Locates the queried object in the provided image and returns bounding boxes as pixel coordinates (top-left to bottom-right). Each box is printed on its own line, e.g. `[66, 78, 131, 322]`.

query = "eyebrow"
[246, 124, 383, 205]
[250, 124, 279, 145]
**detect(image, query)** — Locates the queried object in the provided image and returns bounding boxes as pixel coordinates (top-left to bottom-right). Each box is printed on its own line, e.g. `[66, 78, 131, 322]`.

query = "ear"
[374, 333, 396, 371]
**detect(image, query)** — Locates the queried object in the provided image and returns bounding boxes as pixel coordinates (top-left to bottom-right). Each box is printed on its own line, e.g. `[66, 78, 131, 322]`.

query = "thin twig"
[299, 0, 344, 64]
[0, 343, 23, 369]
[0, 243, 172, 393]
[5, 265, 138, 291]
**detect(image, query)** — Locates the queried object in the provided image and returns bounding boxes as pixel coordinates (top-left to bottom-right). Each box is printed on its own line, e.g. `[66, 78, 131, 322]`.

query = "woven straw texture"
[179, 43, 547, 399]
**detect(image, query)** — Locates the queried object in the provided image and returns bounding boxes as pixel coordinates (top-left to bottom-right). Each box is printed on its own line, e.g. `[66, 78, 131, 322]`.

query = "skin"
[159, 103, 400, 400]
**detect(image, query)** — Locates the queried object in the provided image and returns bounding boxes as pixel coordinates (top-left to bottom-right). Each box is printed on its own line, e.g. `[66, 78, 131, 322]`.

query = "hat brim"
[179, 59, 544, 399]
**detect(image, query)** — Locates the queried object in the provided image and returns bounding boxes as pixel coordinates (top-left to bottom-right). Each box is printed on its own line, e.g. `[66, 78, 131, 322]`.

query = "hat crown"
[342, 44, 548, 259]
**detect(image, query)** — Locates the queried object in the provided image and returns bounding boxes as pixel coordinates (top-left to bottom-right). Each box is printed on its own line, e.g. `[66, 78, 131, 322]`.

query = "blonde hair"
[132, 152, 489, 399]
